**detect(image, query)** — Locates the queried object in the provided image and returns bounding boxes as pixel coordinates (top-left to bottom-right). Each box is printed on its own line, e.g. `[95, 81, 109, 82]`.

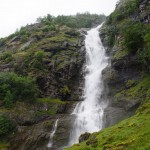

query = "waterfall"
[47, 119, 59, 148]
[68, 25, 108, 146]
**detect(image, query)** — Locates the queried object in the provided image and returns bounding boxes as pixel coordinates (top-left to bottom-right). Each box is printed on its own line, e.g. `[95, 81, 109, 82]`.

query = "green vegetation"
[15, 27, 30, 42]
[120, 20, 145, 54]
[113, 49, 129, 60]
[60, 85, 71, 95]
[4, 91, 13, 108]
[37, 13, 106, 29]
[35, 98, 66, 116]
[115, 76, 150, 103]
[106, 0, 141, 24]
[0, 115, 16, 137]
[36, 98, 65, 104]
[0, 72, 38, 106]
[102, 0, 150, 69]
[0, 52, 13, 63]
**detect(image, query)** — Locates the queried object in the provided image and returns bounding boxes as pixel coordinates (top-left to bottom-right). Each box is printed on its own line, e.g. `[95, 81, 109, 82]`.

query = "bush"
[0, 115, 16, 137]
[60, 85, 71, 100]
[34, 51, 45, 61]
[121, 20, 145, 54]
[0, 52, 13, 62]
[42, 25, 56, 32]
[32, 51, 46, 70]
[112, 10, 123, 23]
[0, 72, 39, 103]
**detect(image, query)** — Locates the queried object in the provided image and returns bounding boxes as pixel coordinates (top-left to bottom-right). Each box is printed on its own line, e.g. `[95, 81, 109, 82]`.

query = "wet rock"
[9, 119, 55, 150]
[53, 115, 75, 149]
[79, 132, 91, 143]
[103, 106, 133, 128]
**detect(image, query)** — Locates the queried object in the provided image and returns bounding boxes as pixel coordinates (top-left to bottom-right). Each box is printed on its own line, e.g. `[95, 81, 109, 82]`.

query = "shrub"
[60, 85, 71, 100]
[112, 10, 123, 23]
[0, 72, 39, 103]
[42, 25, 56, 32]
[0, 52, 13, 62]
[32, 51, 46, 70]
[121, 20, 145, 54]
[34, 51, 45, 61]
[0, 115, 16, 137]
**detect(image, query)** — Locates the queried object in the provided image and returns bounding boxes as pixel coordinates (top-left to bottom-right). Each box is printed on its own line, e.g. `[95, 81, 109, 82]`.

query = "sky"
[0, 0, 118, 38]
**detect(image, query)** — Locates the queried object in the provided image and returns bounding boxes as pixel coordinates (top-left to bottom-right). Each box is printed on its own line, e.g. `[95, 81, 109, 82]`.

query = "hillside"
[0, 13, 105, 149]
[67, 0, 150, 149]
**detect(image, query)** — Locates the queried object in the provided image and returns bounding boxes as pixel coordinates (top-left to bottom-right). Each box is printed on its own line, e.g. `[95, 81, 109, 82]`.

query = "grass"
[66, 102, 150, 150]
[113, 49, 129, 60]
[47, 33, 78, 43]
[35, 98, 66, 116]
[36, 98, 65, 104]
[115, 76, 150, 102]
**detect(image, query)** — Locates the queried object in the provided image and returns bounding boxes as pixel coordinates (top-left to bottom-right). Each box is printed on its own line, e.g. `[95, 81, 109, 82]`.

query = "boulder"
[79, 132, 91, 143]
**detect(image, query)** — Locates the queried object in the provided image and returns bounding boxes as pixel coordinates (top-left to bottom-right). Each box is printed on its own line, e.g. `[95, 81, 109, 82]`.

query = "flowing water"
[68, 25, 108, 146]
[47, 119, 59, 148]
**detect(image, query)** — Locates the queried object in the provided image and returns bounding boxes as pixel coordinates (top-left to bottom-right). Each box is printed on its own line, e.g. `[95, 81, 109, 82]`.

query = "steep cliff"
[67, 0, 150, 149]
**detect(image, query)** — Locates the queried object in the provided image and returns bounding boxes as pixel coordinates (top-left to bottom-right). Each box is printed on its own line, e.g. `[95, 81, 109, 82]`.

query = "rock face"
[9, 120, 53, 150]
[6, 100, 78, 150]
[0, 26, 86, 102]
[100, 45, 141, 127]
[0, 25, 86, 149]
[99, 3, 147, 126]
[36, 41, 85, 101]
[100, 28, 142, 128]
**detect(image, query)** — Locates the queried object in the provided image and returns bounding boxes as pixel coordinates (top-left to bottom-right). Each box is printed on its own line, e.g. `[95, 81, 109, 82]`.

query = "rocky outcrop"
[100, 26, 142, 128]
[79, 132, 91, 143]
[0, 27, 86, 101]
[131, 0, 150, 23]
[5, 100, 78, 150]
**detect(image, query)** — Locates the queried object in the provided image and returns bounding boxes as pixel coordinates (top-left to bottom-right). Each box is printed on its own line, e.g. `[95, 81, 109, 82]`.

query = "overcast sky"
[0, 0, 118, 38]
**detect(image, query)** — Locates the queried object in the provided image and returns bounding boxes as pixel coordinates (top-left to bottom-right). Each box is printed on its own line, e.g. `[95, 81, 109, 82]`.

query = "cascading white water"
[47, 119, 59, 148]
[68, 25, 108, 145]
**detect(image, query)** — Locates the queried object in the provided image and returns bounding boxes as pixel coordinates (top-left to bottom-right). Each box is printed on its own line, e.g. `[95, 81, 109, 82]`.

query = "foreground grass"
[67, 102, 150, 150]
